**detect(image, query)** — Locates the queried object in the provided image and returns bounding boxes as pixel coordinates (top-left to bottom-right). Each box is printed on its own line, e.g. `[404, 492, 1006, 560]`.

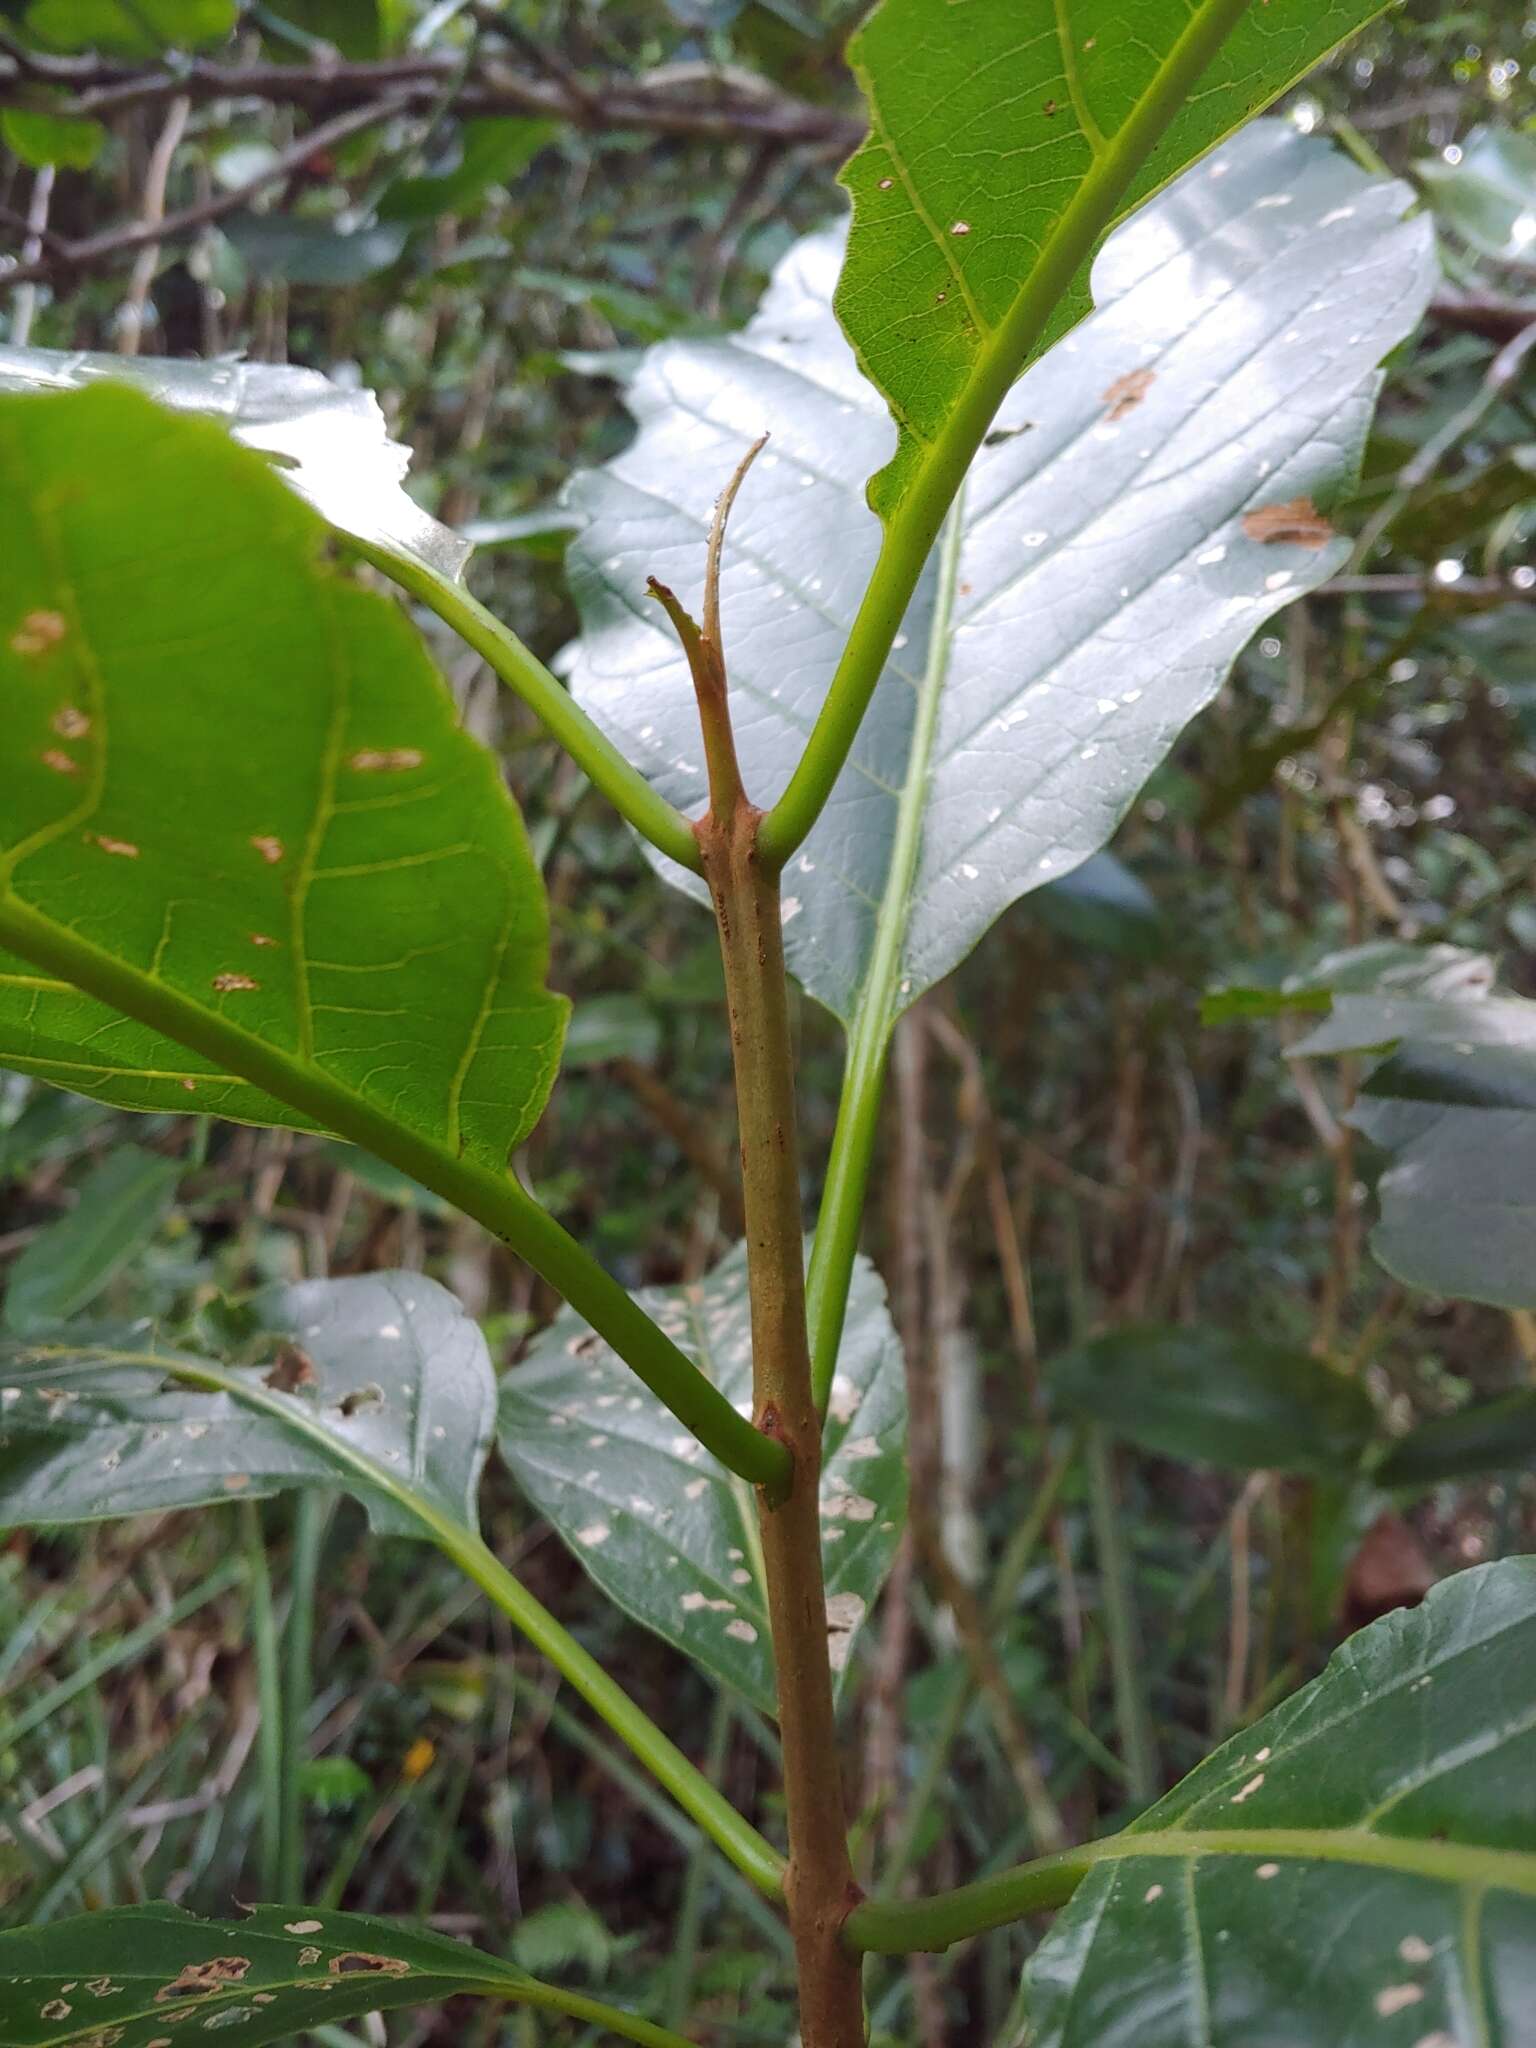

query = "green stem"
[846, 1826, 1536, 1956]
[757, 0, 1258, 869]
[241, 1500, 284, 1901]
[664, 1690, 734, 2029]
[356, 542, 702, 874]
[279, 1490, 329, 1899]
[1086, 1428, 1160, 1805]
[0, 895, 787, 1493]
[56, 1343, 788, 1905]
[805, 496, 964, 1414]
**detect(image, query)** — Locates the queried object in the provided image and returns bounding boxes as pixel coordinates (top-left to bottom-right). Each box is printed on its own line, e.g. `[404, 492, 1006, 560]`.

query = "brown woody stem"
[652, 437, 866, 2042]
[701, 799, 867, 2047]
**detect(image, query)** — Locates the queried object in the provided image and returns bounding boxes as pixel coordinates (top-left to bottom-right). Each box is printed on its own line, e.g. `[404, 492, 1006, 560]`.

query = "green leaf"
[1047, 1324, 1377, 1478]
[268, 0, 382, 58]
[0, 384, 563, 1161]
[0, 1901, 689, 2048]
[2, 1143, 181, 1335]
[838, 0, 1398, 516]
[221, 211, 409, 285]
[0, 345, 469, 583]
[1033, 853, 1162, 960]
[1287, 947, 1536, 1310]
[1025, 1558, 1536, 2046]
[379, 118, 558, 222]
[0, 108, 106, 170]
[1352, 1050, 1536, 1311]
[498, 1242, 905, 1712]
[1416, 125, 1536, 266]
[0, 1273, 496, 1535]
[22, 0, 235, 54]
[1379, 1390, 1536, 1489]
[564, 128, 1433, 1020]
[561, 993, 662, 1069]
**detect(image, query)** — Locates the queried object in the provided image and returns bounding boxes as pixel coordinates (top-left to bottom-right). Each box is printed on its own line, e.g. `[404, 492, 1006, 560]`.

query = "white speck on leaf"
[1375, 1985, 1425, 2018]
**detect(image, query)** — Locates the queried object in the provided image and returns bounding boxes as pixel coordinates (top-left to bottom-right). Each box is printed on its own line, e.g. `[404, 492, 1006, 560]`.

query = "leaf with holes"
[1048, 1324, 1377, 1478]
[0, 345, 468, 585]
[2, 1144, 182, 1336]
[0, 1273, 494, 1537]
[564, 127, 1434, 1021]
[0, 386, 563, 1166]
[0, 1901, 688, 2048]
[497, 1242, 905, 1712]
[1025, 1558, 1536, 2046]
[838, 0, 1398, 514]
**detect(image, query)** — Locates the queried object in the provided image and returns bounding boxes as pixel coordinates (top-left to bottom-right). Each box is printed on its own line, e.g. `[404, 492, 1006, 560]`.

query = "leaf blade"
[498, 1242, 906, 1712]
[1022, 1559, 1536, 2044]
[0, 1902, 690, 2048]
[0, 1273, 496, 1536]
[837, 0, 1399, 516]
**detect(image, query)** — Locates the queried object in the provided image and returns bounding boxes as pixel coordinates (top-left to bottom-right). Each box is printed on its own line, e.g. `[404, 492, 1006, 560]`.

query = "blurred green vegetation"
[1, 2, 1533, 2041]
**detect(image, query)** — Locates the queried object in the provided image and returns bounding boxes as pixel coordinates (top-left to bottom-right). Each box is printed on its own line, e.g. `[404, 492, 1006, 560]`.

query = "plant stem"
[805, 497, 965, 1413]
[279, 1490, 329, 1899]
[1085, 1429, 1160, 1805]
[664, 1690, 734, 2029]
[0, 896, 787, 1493]
[241, 1499, 283, 1901]
[39, 1340, 788, 1904]
[355, 541, 703, 874]
[757, 0, 1258, 868]
[845, 1825, 1536, 1956]
[700, 797, 866, 2047]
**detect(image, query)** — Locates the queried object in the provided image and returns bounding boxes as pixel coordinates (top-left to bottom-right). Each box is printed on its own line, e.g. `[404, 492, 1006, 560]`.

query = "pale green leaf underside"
[0, 386, 565, 1159]
[1027, 1559, 1536, 2045]
[565, 127, 1434, 1021]
[0, 1901, 685, 2048]
[0, 343, 469, 584]
[498, 1241, 906, 1713]
[839, 0, 1396, 513]
[0, 1273, 495, 1536]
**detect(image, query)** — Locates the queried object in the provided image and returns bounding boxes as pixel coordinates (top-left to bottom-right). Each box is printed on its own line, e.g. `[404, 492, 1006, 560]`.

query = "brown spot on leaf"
[296, 1948, 322, 1968]
[249, 933, 278, 948]
[11, 609, 67, 655]
[41, 2001, 71, 2021]
[328, 1954, 410, 1978]
[179, 1078, 197, 1093]
[348, 748, 423, 773]
[92, 834, 139, 859]
[264, 1345, 318, 1393]
[42, 748, 79, 776]
[84, 1978, 118, 1997]
[250, 835, 284, 864]
[155, 1959, 251, 2003]
[1241, 496, 1335, 547]
[949, 220, 971, 237]
[212, 973, 259, 993]
[1101, 369, 1155, 421]
[53, 705, 90, 738]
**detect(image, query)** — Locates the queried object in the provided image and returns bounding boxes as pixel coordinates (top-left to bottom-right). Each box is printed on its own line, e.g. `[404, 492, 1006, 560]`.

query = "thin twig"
[118, 93, 189, 356]
[0, 95, 412, 290]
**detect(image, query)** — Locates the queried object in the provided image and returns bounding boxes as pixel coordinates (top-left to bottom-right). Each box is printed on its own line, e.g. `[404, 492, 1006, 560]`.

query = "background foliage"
[0, 2, 1533, 2042]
